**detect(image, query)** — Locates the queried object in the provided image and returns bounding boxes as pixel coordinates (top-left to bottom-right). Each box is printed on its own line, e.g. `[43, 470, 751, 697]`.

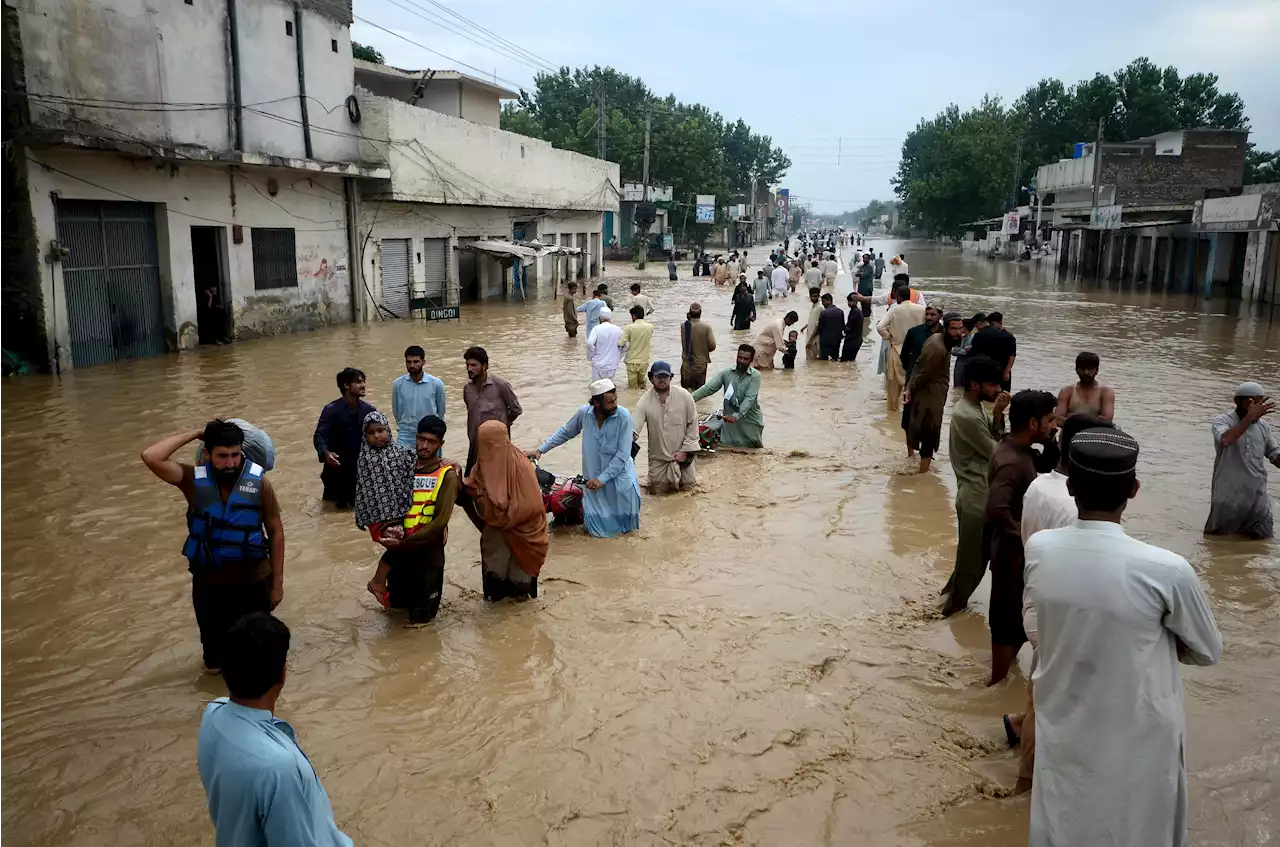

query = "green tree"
[352, 42, 384, 64]
[1245, 146, 1279, 184]
[893, 58, 1252, 236]
[499, 66, 790, 242]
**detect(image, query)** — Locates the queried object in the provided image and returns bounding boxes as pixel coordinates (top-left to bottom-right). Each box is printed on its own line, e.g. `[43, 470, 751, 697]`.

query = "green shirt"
[949, 397, 1000, 511]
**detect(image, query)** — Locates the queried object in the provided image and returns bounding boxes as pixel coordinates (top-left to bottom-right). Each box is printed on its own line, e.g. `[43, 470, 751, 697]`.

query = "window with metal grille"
[251, 228, 298, 290]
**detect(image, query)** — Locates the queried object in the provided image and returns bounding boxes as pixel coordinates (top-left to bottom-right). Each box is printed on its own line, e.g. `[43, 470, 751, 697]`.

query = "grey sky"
[354, 0, 1280, 215]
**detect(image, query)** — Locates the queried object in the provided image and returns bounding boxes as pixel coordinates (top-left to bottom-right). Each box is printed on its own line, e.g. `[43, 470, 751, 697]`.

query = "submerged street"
[3, 241, 1278, 845]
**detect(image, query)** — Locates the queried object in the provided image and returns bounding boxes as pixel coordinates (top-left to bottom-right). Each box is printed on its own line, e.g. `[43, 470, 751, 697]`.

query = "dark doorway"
[192, 226, 230, 344]
[457, 237, 479, 302]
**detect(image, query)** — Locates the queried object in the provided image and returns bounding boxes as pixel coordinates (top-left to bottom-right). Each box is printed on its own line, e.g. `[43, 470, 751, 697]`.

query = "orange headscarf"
[464, 420, 549, 577]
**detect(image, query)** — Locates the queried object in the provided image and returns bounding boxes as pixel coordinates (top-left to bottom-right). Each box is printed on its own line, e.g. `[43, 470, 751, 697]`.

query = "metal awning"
[1052, 219, 1186, 232]
[457, 240, 582, 267]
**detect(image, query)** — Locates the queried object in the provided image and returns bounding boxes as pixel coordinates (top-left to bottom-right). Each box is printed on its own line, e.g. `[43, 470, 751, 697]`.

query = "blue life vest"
[183, 461, 268, 570]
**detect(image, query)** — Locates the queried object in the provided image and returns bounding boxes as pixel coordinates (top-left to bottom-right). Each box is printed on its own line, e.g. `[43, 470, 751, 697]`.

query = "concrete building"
[3, 0, 388, 371]
[351, 61, 619, 309]
[1193, 185, 1278, 305]
[1035, 129, 1251, 296]
[2, 0, 619, 372]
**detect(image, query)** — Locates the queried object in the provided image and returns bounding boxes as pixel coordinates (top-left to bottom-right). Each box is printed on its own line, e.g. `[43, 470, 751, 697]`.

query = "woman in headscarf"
[730, 278, 756, 331]
[464, 420, 549, 601]
[354, 411, 416, 607]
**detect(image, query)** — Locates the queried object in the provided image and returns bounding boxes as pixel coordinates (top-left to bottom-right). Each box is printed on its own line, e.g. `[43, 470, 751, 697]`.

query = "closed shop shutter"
[421, 237, 448, 304]
[379, 238, 411, 317]
[55, 199, 166, 368]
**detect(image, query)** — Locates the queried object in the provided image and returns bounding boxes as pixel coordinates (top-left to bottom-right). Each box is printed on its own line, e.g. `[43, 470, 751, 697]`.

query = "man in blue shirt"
[198, 613, 351, 846]
[391, 345, 446, 448]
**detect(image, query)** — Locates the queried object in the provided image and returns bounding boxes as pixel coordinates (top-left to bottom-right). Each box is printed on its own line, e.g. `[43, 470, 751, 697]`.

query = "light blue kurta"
[539, 405, 641, 538]
[576, 298, 606, 336]
[391, 372, 446, 448]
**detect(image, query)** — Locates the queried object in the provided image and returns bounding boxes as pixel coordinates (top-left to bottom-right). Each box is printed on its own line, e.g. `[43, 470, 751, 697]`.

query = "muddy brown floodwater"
[3, 240, 1278, 846]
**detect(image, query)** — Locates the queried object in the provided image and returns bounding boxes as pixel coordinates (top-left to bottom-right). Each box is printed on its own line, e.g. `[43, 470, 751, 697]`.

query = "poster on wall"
[695, 195, 716, 223]
[776, 188, 790, 229]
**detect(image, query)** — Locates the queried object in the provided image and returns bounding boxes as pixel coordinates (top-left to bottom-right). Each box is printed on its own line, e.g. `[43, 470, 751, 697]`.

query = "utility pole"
[1091, 116, 1105, 278]
[837, 137, 841, 167]
[638, 109, 651, 270]
[1008, 137, 1023, 211]
[748, 176, 757, 246]
[596, 94, 606, 160]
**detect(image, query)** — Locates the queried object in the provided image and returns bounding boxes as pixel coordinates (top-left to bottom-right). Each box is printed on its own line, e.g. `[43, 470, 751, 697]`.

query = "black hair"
[1060, 414, 1110, 470]
[630, 283, 641, 293]
[417, 414, 447, 436]
[821, 293, 833, 302]
[1069, 463, 1134, 512]
[738, 343, 756, 357]
[972, 312, 988, 323]
[222, 612, 289, 699]
[963, 354, 1004, 389]
[987, 311, 1004, 324]
[336, 367, 365, 393]
[463, 346, 488, 366]
[1076, 351, 1100, 370]
[1009, 390, 1057, 432]
[892, 286, 910, 303]
[404, 345, 425, 359]
[202, 419, 245, 450]
[784, 310, 799, 322]
[809, 287, 821, 296]
[598, 283, 608, 293]
[630, 305, 645, 320]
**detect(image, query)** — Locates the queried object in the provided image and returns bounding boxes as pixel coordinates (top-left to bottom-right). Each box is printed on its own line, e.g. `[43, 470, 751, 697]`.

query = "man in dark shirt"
[855, 254, 875, 317]
[841, 292, 864, 361]
[460, 346, 523, 525]
[313, 367, 375, 508]
[985, 390, 1059, 685]
[899, 306, 941, 453]
[816, 293, 845, 360]
[969, 311, 1017, 391]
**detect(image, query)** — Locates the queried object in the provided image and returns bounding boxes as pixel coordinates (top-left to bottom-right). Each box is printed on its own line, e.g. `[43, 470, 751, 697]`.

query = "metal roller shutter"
[56, 199, 166, 367]
[379, 238, 411, 317]
[421, 237, 447, 304]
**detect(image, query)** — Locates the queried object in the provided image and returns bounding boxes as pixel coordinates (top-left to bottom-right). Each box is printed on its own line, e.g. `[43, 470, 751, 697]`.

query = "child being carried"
[354, 411, 416, 608]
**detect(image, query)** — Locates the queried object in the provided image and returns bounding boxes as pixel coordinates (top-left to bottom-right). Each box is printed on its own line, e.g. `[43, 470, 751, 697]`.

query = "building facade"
[3, 0, 619, 372]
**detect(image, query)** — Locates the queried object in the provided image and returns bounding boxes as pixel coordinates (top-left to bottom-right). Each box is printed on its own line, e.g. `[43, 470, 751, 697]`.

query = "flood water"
[3, 240, 1278, 846]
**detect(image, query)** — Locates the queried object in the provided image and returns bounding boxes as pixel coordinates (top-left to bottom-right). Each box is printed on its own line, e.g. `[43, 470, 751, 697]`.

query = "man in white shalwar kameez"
[1023, 427, 1222, 847]
[585, 307, 623, 381]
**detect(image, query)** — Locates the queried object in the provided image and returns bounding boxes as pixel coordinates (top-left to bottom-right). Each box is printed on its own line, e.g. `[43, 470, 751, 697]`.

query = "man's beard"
[944, 333, 961, 350]
[214, 465, 241, 485]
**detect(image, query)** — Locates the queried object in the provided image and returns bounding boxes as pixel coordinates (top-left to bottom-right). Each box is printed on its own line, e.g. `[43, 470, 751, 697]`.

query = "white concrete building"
[5, 0, 387, 370]
[350, 62, 619, 312]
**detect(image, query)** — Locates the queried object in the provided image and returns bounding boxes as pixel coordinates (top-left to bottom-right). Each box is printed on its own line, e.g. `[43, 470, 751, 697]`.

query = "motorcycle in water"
[698, 411, 724, 452]
[533, 464, 586, 525]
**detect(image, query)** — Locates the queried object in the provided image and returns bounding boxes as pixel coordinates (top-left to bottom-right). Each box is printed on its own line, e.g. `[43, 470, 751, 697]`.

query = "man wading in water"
[141, 420, 285, 673]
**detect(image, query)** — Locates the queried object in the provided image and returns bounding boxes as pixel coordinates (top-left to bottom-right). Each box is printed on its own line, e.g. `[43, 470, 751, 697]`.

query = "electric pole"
[748, 176, 757, 246]
[638, 108, 651, 270]
[1091, 116, 1105, 278]
[597, 93, 606, 160]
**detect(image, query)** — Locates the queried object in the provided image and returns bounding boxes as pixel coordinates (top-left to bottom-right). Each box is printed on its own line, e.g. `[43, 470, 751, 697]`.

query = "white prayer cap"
[598, 306, 613, 321]
[1235, 381, 1266, 398]
[589, 378, 616, 397]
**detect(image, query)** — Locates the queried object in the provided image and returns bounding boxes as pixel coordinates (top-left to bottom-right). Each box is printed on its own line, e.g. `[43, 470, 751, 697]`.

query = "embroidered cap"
[589, 378, 616, 397]
[1068, 427, 1139, 476]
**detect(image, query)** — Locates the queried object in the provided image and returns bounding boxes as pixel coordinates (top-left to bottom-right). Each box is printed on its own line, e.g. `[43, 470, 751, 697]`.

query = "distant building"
[1034, 129, 1274, 302]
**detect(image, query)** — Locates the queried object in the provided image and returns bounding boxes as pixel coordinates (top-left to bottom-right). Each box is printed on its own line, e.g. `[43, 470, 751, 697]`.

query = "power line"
[393, 0, 559, 73]
[374, 0, 555, 76]
[353, 15, 530, 91]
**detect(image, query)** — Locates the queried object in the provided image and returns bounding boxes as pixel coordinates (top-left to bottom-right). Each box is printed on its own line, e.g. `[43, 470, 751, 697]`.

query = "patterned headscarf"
[354, 411, 416, 529]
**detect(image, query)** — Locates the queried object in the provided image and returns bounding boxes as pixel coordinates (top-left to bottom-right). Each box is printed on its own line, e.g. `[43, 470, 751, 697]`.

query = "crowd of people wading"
[139, 226, 1277, 846]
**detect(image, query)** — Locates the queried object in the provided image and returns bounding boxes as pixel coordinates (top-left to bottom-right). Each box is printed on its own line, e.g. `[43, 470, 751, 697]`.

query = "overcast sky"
[353, 0, 1280, 215]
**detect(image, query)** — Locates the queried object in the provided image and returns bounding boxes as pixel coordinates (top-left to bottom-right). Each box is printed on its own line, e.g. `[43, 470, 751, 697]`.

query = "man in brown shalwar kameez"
[905, 313, 965, 473]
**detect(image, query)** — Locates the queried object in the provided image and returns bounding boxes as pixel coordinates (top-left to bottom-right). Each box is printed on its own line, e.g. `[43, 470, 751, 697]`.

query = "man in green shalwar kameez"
[941, 355, 1010, 615]
[693, 344, 764, 448]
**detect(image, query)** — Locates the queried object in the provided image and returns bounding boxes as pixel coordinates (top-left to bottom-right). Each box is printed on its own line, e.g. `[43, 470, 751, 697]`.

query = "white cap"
[589, 378, 616, 396]
[1235, 381, 1266, 398]
[598, 306, 612, 320]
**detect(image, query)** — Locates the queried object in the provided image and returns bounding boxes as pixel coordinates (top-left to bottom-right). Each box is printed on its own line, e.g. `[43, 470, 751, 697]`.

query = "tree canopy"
[351, 42, 385, 64]
[500, 66, 790, 237]
[893, 58, 1252, 237]
[826, 199, 898, 230]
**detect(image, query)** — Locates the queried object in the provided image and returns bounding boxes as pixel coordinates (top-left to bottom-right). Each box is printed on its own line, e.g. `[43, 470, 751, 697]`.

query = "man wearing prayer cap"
[1022, 426, 1221, 847]
[585, 306, 623, 382]
[527, 378, 641, 537]
[1205, 381, 1279, 539]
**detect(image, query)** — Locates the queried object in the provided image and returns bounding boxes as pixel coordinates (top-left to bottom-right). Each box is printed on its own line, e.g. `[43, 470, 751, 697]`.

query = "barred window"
[251, 228, 298, 290]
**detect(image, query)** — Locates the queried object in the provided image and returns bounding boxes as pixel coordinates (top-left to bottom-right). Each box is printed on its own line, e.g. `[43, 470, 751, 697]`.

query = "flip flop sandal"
[367, 582, 391, 610]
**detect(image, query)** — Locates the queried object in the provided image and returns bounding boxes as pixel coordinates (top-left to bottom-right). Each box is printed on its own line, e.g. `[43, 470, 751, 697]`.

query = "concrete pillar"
[446, 234, 459, 306]
[1241, 230, 1262, 303]
[1144, 236, 1157, 285]
[1163, 236, 1175, 289]
[1181, 238, 1196, 293]
[1203, 234, 1218, 297]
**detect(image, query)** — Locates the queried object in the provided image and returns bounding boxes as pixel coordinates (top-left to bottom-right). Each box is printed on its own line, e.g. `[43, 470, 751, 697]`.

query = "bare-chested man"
[1056, 351, 1115, 422]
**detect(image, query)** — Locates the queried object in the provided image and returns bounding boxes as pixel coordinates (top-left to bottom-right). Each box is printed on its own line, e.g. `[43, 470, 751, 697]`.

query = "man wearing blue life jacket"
[142, 420, 285, 673]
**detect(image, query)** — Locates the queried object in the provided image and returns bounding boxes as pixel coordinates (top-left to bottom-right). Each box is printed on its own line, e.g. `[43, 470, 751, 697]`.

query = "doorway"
[192, 226, 230, 344]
